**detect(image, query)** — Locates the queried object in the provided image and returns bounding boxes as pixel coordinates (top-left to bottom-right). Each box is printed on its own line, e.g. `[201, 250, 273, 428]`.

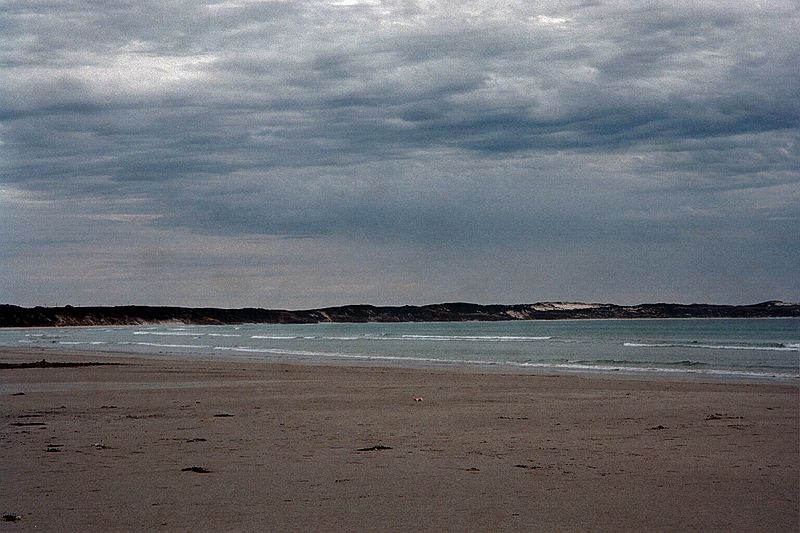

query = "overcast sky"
[1, 0, 798, 308]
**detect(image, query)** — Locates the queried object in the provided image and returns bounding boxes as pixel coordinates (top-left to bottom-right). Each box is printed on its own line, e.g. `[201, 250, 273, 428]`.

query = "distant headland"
[1, 301, 797, 327]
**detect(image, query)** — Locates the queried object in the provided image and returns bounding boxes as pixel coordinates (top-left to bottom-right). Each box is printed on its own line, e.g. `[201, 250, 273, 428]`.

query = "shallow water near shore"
[2, 318, 798, 381]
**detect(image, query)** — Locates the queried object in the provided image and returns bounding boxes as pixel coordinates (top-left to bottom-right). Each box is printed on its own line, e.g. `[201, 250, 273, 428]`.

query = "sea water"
[2, 318, 798, 381]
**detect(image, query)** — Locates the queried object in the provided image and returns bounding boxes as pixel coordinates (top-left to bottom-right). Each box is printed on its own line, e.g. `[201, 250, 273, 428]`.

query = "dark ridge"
[0, 301, 797, 328]
[0, 359, 121, 369]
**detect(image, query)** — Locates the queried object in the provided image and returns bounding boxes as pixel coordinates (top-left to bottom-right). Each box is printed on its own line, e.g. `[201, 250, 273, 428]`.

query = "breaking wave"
[576, 358, 709, 367]
[623, 342, 799, 352]
[398, 334, 552, 342]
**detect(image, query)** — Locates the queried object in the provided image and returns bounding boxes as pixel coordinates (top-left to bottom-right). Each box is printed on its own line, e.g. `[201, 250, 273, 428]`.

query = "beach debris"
[10, 422, 46, 427]
[705, 413, 742, 420]
[93, 443, 108, 449]
[181, 466, 211, 473]
[2, 514, 21, 522]
[414, 397, 423, 402]
[11, 392, 25, 396]
[466, 467, 480, 472]
[46, 447, 61, 452]
[356, 445, 392, 452]
[213, 413, 233, 417]
[185, 438, 207, 443]
[647, 425, 668, 430]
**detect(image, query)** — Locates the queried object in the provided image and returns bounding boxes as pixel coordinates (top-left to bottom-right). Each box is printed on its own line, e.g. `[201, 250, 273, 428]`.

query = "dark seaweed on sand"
[181, 466, 211, 473]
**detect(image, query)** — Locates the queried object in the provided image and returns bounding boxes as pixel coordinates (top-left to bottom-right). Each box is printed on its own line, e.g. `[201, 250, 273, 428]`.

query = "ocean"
[2, 318, 798, 381]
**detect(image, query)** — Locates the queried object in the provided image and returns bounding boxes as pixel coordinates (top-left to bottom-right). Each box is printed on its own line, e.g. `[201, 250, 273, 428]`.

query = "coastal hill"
[1, 301, 798, 327]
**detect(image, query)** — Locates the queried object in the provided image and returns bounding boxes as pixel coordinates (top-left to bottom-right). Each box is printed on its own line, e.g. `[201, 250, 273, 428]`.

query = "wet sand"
[1, 348, 798, 531]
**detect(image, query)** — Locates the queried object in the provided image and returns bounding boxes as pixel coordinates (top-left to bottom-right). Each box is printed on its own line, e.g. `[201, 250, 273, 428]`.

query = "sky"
[1, 0, 799, 308]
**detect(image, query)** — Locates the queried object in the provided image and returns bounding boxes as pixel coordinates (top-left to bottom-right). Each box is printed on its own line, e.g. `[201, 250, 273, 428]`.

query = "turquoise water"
[2, 318, 798, 381]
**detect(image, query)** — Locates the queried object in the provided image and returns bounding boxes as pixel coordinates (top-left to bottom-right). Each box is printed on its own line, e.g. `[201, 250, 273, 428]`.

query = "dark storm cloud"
[1, 0, 798, 306]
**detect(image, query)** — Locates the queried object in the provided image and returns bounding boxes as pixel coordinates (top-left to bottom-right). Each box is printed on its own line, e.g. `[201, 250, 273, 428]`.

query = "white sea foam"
[398, 335, 552, 342]
[246, 333, 554, 342]
[214, 346, 343, 358]
[215, 346, 483, 365]
[133, 331, 203, 337]
[250, 335, 305, 340]
[213, 346, 798, 379]
[123, 342, 213, 349]
[511, 361, 798, 379]
[623, 342, 799, 352]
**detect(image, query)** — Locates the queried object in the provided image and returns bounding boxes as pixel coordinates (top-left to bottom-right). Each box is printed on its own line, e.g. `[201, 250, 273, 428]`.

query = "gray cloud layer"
[1, 0, 798, 307]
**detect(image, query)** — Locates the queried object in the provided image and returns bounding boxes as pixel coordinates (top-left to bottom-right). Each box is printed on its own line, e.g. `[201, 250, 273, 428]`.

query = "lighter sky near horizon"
[1, 0, 799, 308]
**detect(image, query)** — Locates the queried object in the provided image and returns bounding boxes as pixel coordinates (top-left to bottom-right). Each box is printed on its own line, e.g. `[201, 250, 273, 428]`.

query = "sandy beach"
[1, 347, 797, 532]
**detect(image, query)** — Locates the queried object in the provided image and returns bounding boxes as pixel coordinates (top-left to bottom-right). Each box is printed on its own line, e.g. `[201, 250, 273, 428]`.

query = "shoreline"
[2, 342, 797, 385]
[2, 347, 798, 531]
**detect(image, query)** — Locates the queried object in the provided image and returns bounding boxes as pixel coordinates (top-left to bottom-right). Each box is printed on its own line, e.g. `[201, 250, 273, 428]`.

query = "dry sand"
[1, 347, 798, 532]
